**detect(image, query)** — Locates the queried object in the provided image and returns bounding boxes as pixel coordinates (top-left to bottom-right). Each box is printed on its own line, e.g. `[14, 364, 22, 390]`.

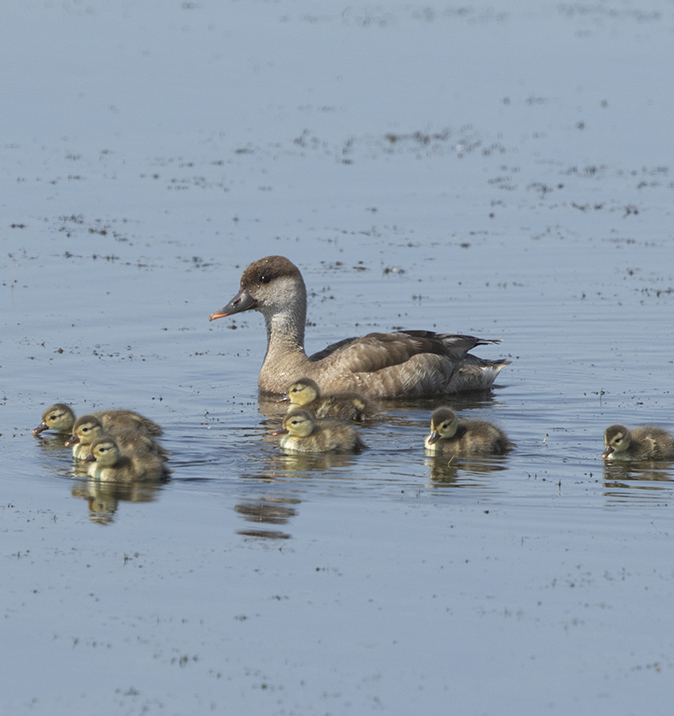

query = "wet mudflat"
[2, 1, 674, 714]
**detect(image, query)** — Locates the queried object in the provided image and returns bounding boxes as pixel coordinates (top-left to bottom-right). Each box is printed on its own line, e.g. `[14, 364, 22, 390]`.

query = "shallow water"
[3, 1, 674, 714]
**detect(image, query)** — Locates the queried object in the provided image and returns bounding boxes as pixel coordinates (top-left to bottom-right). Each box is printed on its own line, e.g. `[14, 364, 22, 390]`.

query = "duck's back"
[304, 331, 507, 398]
[281, 419, 363, 453]
[96, 410, 163, 437]
[433, 420, 513, 456]
[629, 426, 674, 460]
[310, 394, 380, 421]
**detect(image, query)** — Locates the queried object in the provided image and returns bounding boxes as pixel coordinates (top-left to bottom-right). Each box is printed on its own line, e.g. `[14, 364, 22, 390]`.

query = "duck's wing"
[309, 331, 497, 369]
[308, 331, 505, 396]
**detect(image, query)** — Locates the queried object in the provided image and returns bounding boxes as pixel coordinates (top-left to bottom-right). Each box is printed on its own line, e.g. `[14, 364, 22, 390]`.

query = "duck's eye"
[82, 427, 89, 433]
[259, 274, 271, 284]
[615, 437, 622, 444]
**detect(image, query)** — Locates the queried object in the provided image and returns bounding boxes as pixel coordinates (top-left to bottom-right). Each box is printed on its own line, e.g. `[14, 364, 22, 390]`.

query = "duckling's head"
[65, 415, 105, 447]
[83, 437, 120, 467]
[602, 424, 631, 458]
[209, 256, 305, 321]
[33, 403, 76, 435]
[280, 377, 321, 406]
[276, 409, 317, 438]
[427, 407, 459, 444]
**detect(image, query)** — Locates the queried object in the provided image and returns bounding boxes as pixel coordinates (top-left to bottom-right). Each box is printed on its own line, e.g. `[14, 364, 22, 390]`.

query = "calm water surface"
[2, 2, 674, 715]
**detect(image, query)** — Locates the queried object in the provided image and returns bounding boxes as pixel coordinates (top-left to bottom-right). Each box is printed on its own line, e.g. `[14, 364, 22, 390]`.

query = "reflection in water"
[34, 434, 70, 456]
[602, 460, 674, 503]
[70, 479, 165, 524]
[425, 455, 510, 487]
[234, 498, 298, 540]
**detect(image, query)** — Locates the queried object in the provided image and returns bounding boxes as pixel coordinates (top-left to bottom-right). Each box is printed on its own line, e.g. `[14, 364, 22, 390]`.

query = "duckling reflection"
[279, 377, 382, 421]
[425, 455, 510, 486]
[83, 437, 171, 482]
[602, 424, 674, 461]
[425, 407, 514, 456]
[71, 480, 164, 524]
[34, 403, 163, 437]
[274, 409, 365, 454]
[65, 414, 169, 461]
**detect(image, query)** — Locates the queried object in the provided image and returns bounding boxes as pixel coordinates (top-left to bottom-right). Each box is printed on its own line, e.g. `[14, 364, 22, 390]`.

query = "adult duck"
[209, 256, 510, 397]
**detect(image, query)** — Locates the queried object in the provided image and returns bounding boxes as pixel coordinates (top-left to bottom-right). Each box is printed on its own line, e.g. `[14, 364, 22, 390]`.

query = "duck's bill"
[601, 448, 613, 459]
[32, 422, 49, 435]
[209, 290, 257, 321]
[64, 434, 80, 447]
[272, 427, 289, 436]
[427, 432, 440, 445]
[277, 395, 291, 403]
[82, 454, 96, 463]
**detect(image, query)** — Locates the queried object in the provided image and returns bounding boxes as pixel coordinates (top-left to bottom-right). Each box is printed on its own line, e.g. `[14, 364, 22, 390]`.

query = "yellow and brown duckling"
[83, 436, 170, 482]
[33, 403, 163, 437]
[209, 255, 509, 397]
[279, 377, 381, 421]
[602, 424, 674, 461]
[425, 407, 514, 456]
[65, 414, 169, 461]
[273, 408, 365, 454]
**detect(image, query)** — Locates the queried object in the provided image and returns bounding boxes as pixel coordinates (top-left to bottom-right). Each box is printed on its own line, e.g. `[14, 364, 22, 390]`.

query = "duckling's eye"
[615, 437, 622, 444]
[82, 427, 90, 433]
[442, 422, 450, 430]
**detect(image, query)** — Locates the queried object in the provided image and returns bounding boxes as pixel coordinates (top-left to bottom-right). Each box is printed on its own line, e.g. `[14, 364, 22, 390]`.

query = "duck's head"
[279, 377, 321, 405]
[209, 256, 305, 321]
[83, 437, 120, 467]
[65, 415, 105, 447]
[427, 407, 459, 444]
[602, 424, 630, 459]
[274, 408, 317, 438]
[33, 403, 76, 435]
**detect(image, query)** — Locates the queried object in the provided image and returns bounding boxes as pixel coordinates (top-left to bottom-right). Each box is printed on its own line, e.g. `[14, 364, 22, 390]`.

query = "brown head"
[209, 256, 305, 321]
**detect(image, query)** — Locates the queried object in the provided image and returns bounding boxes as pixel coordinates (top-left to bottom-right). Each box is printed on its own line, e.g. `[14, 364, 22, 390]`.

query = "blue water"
[2, 2, 674, 714]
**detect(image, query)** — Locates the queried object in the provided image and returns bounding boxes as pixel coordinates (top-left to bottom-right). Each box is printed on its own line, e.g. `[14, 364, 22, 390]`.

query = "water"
[2, 1, 674, 714]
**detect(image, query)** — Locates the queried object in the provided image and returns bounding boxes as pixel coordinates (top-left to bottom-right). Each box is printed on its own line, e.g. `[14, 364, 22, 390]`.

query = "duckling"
[64, 415, 169, 460]
[424, 407, 514, 456]
[279, 377, 381, 421]
[82, 437, 170, 482]
[602, 424, 674, 461]
[33, 403, 163, 436]
[209, 255, 510, 397]
[273, 408, 365, 453]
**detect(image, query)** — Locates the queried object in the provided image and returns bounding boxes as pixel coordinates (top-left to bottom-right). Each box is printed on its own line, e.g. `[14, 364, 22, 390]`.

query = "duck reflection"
[603, 459, 674, 490]
[71, 479, 165, 524]
[234, 497, 298, 540]
[425, 455, 510, 486]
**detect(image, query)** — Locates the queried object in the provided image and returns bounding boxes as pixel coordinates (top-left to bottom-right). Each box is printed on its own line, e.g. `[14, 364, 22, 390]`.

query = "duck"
[424, 407, 514, 456]
[209, 255, 510, 397]
[64, 414, 169, 461]
[273, 408, 365, 453]
[602, 424, 674, 461]
[82, 437, 170, 482]
[279, 377, 381, 421]
[33, 403, 163, 437]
